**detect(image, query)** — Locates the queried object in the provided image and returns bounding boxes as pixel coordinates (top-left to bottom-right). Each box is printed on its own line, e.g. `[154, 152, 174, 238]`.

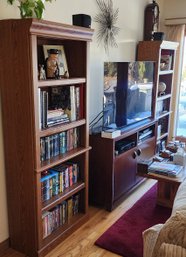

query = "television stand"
[119, 118, 154, 133]
[89, 120, 157, 211]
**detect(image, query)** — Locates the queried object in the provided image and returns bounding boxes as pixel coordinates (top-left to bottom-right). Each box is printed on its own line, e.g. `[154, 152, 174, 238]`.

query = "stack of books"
[101, 129, 121, 139]
[148, 162, 183, 177]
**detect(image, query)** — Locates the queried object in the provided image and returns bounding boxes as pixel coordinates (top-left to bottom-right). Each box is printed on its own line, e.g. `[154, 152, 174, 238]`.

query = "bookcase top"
[138, 40, 179, 50]
[0, 18, 94, 41]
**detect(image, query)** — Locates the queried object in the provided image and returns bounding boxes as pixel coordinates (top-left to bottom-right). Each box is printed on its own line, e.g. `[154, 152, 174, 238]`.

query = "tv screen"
[103, 61, 154, 129]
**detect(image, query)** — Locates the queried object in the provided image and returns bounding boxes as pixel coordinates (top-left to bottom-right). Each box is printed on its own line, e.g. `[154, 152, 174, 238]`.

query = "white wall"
[0, 0, 156, 243]
[163, 0, 186, 19]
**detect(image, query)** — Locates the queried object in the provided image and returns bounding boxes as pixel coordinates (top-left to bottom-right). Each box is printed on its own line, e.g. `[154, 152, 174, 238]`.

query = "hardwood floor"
[3, 179, 156, 257]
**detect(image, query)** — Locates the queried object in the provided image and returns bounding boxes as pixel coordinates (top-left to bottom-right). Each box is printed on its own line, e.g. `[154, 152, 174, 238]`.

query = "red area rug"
[95, 184, 171, 257]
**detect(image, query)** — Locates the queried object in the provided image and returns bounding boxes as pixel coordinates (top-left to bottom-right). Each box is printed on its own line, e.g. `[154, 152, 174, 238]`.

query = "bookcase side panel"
[89, 135, 114, 210]
[0, 20, 38, 256]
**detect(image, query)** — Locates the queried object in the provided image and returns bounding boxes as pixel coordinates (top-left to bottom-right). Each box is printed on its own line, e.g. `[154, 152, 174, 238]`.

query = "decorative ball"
[158, 82, 166, 93]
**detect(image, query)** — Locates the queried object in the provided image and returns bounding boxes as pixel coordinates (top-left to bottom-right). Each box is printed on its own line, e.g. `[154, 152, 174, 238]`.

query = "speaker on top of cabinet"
[72, 14, 91, 28]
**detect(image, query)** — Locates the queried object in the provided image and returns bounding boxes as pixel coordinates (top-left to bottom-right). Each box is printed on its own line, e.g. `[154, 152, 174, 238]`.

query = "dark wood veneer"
[137, 40, 178, 148]
[89, 121, 157, 211]
[0, 239, 10, 257]
[0, 19, 93, 257]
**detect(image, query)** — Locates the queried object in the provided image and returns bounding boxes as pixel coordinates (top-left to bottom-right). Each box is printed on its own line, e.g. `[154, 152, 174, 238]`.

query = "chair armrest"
[158, 243, 186, 257]
[143, 224, 164, 257]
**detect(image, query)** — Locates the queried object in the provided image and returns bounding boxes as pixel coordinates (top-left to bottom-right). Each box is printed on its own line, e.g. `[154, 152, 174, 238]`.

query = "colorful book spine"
[42, 193, 80, 238]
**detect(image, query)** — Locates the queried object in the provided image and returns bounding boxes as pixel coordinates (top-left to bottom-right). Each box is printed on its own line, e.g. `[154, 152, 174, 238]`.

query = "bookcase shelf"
[38, 78, 86, 88]
[41, 212, 86, 249]
[157, 110, 172, 119]
[0, 18, 93, 257]
[159, 70, 174, 75]
[42, 181, 85, 212]
[157, 94, 172, 101]
[157, 132, 169, 141]
[39, 146, 91, 172]
[39, 119, 86, 137]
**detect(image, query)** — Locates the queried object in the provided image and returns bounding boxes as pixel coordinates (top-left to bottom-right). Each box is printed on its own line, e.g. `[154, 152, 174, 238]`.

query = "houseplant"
[7, 0, 54, 19]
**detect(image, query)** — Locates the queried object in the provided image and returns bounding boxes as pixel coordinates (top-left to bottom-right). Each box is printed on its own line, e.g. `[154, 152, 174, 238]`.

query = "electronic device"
[139, 129, 153, 141]
[103, 61, 154, 130]
[115, 140, 136, 155]
[72, 14, 91, 28]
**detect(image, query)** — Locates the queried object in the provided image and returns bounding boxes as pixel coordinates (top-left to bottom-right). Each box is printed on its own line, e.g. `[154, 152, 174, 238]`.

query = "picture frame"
[160, 55, 172, 71]
[43, 45, 69, 78]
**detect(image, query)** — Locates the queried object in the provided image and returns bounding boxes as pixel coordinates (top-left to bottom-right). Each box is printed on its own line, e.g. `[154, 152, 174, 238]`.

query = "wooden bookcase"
[137, 40, 178, 153]
[0, 19, 93, 257]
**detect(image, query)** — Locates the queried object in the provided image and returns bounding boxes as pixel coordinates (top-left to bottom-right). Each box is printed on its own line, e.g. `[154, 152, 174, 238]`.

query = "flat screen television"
[103, 61, 154, 130]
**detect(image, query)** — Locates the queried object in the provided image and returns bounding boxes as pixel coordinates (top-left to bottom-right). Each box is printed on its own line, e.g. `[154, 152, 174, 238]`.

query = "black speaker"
[153, 32, 165, 41]
[72, 14, 91, 28]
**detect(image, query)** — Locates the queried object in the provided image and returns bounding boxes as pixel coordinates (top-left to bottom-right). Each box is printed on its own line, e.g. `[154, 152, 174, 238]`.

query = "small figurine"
[64, 70, 69, 79]
[38, 64, 46, 80]
[46, 49, 60, 79]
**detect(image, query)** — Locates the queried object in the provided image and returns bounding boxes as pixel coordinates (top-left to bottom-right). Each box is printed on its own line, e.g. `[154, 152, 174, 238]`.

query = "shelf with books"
[41, 211, 86, 247]
[41, 191, 84, 239]
[42, 181, 85, 212]
[40, 160, 85, 210]
[40, 127, 81, 161]
[39, 119, 86, 137]
[39, 84, 84, 129]
[39, 147, 91, 172]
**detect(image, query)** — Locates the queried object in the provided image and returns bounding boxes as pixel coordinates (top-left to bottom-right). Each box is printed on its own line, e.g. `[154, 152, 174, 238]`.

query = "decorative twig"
[94, 0, 120, 53]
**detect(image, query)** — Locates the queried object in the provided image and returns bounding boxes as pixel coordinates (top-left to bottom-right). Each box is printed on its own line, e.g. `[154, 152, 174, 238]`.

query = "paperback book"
[148, 162, 183, 177]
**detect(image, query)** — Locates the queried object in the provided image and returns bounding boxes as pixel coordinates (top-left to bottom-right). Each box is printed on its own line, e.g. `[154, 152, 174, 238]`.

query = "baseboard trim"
[0, 238, 10, 256]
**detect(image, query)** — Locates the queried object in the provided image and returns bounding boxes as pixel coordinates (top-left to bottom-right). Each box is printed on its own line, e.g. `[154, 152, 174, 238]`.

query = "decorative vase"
[158, 82, 166, 96]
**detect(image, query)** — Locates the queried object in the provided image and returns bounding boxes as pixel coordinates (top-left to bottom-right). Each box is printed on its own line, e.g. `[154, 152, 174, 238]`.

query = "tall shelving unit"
[137, 40, 178, 152]
[0, 19, 93, 257]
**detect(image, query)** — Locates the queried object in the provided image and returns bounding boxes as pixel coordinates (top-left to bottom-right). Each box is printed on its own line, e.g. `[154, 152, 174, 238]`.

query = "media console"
[89, 120, 157, 211]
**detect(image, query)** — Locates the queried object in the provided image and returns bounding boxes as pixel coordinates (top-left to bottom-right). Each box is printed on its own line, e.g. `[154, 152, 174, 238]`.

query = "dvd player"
[115, 140, 136, 155]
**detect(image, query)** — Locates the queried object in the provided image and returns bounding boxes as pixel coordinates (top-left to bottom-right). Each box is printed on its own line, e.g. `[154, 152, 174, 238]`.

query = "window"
[176, 36, 186, 137]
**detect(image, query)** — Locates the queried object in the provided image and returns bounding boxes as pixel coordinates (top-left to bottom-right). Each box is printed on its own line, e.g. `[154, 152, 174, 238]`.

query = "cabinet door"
[139, 136, 156, 159]
[114, 148, 137, 201]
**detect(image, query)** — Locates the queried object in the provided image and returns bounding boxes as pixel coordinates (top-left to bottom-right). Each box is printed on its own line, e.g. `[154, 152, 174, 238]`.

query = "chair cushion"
[152, 210, 186, 257]
[172, 178, 186, 215]
[158, 243, 186, 257]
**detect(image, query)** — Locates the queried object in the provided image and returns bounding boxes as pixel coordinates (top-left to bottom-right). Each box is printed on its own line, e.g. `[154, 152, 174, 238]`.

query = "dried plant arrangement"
[94, 0, 120, 53]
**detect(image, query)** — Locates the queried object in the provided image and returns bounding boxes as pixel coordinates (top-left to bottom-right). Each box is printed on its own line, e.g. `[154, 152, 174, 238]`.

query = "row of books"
[39, 85, 82, 129]
[40, 128, 79, 162]
[42, 194, 80, 238]
[148, 161, 183, 177]
[41, 162, 80, 202]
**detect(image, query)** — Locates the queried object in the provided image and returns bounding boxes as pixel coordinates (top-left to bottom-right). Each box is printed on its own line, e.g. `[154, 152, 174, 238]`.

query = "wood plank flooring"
[3, 179, 156, 257]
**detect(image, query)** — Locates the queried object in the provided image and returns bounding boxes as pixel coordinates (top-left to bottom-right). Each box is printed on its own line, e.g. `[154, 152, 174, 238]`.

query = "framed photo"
[160, 55, 172, 71]
[43, 45, 69, 78]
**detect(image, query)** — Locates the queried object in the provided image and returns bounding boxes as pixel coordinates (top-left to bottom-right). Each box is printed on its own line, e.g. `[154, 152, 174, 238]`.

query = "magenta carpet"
[95, 184, 171, 257]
